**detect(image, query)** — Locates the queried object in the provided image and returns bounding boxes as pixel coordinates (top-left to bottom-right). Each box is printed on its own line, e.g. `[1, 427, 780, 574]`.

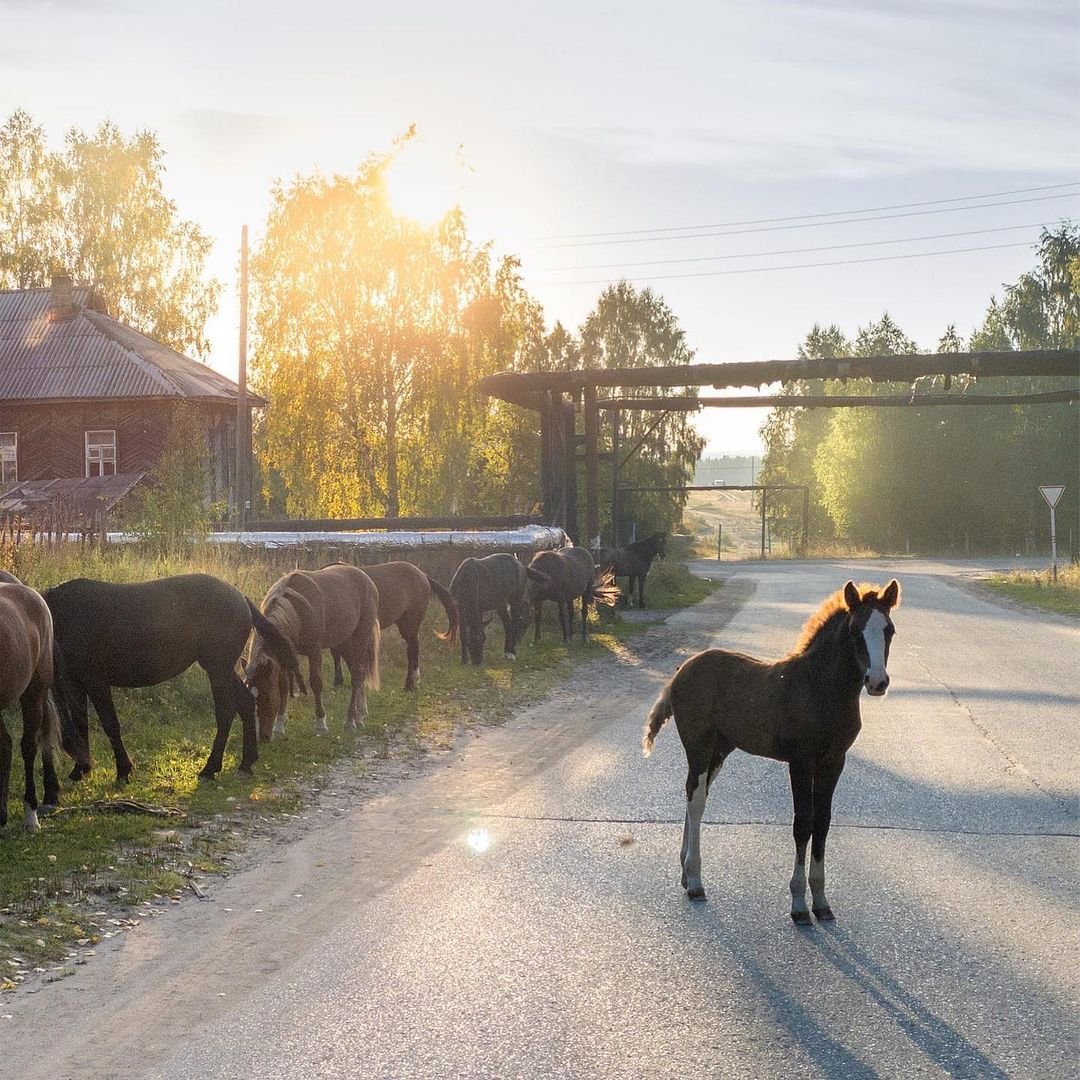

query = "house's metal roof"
[0, 287, 265, 405]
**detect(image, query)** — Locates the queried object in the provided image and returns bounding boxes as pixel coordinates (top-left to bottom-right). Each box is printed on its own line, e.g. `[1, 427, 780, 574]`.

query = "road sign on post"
[1039, 485, 1065, 582]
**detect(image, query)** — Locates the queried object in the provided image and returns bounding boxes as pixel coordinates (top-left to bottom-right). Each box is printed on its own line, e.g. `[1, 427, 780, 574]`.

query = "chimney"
[49, 274, 78, 321]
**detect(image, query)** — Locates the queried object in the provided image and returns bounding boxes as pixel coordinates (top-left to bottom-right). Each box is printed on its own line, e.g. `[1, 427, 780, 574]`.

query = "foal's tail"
[42, 691, 62, 756]
[427, 575, 460, 644]
[642, 680, 674, 756]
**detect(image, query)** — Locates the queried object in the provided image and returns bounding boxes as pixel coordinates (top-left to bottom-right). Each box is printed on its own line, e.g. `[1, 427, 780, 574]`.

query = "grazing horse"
[46, 575, 300, 782]
[449, 554, 544, 665]
[247, 564, 380, 739]
[528, 546, 619, 644]
[0, 577, 61, 831]
[643, 580, 901, 924]
[328, 562, 458, 692]
[600, 531, 667, 609]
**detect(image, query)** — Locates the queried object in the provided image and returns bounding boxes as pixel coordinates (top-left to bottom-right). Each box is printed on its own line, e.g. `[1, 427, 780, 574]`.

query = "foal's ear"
[843, 581, 861, 609]
[881, 579, 901, 608]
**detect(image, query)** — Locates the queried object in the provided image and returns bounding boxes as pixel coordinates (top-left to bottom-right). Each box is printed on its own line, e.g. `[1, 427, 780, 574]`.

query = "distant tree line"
[758, 225, 1079, 555]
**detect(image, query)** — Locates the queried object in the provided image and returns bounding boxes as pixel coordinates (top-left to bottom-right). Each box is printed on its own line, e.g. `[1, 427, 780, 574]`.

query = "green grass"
[1, 543, 713, 973]
[981, 564, 1080, 616]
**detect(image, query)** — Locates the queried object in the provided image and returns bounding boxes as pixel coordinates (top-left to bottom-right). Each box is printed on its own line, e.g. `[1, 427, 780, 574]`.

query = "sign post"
[1038, 485, 1065, 582]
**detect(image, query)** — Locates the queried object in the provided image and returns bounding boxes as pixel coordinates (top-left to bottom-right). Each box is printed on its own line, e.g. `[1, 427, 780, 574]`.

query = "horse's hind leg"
[332, 649, 344, 690]
[0, 715, 11, 828]
[86, 684, 134, 784]
[680, 738, 730, 900]
[400, 617, 422, 691]
[809, 754, 846, 920]
[500, 608, 516, 661]
[307, 651, 328, 735]
[788, 760, 815, 925]
[19, 689, 45, 832]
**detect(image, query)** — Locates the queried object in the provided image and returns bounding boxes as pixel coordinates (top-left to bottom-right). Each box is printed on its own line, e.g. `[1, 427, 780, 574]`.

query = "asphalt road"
[8, 559, 1079, 1079]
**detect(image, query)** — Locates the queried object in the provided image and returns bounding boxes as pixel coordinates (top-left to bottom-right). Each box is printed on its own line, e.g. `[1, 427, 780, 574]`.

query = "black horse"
[600, 531, 667, 609]
[47, 574, 300, 782]
[449, 554, 547, 665]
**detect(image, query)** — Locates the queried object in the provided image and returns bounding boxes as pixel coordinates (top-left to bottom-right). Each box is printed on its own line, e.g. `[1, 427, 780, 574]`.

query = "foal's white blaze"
[862, 609, 890, 694]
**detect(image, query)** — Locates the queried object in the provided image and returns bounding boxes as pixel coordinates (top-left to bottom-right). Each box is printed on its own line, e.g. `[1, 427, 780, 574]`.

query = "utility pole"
[237, 225, 249, 528]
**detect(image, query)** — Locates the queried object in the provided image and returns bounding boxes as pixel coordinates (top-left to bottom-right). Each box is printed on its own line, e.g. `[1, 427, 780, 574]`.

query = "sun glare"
[466, 827, 492, 854]
[385, 136, 468, 227]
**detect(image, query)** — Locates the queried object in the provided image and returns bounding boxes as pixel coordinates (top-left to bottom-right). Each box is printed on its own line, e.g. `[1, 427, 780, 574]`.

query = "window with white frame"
[0, 433, 16, 483]
[85, 429, 117, 477]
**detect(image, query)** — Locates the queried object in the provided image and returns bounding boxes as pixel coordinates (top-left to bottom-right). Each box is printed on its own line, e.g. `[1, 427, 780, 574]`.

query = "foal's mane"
[789, 582, 889, 656]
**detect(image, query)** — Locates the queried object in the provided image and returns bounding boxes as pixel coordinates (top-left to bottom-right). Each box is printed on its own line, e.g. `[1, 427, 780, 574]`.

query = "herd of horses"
[1, 527, 904, 925]
[0, 534, 665, 833]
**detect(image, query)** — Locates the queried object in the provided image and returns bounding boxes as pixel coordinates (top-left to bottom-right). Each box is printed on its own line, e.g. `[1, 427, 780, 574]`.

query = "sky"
[2, 0, 1078, 455]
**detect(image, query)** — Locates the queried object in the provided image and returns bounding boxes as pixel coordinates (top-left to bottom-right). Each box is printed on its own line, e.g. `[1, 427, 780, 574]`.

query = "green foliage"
[0, 109, 219, 356]
[981, 564, 1080, 616]
[252, 141, 543, 518]
[759, 230, 1079, 554]
[577, 282, 705, 541]
[126, 404, 220, 555]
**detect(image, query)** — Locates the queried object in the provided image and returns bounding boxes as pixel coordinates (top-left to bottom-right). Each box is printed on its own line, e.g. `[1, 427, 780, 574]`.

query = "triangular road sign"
[1039, 485, 1065, 508]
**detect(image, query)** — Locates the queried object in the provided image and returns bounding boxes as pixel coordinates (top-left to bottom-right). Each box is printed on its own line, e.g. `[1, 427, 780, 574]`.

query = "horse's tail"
[427, 575, 459, 644]
[42, 691, 62, 756]
[247, 599, 305, 691]
[48, 639, 90, 770]
[642, 679, 674, 756]
[586, 565, 620, 608]
[451, 561, 482, 640]
[362, 610, 381, 691]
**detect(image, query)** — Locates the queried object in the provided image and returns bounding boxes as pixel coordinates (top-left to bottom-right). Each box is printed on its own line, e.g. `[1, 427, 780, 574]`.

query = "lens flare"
[466, 827, 491, 854]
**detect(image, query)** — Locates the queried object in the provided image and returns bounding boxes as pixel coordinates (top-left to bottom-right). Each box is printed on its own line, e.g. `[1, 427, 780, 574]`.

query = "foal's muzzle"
[865, 673, 890, 696]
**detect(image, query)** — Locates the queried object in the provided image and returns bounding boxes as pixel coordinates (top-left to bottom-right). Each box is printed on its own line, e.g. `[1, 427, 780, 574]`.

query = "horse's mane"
[789, 582, 890, 657]
[249, 583, 304, 668]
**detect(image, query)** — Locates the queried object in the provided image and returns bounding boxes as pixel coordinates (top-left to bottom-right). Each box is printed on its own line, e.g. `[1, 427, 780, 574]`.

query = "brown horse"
[0, 577, 61, 832]
[528, 546, 619, 644]
[643, 580, 900, 924]
[449, 554, 544, 665]
[329, 562, 458, 692]
[599, 531, 667, 608]
[247, 564, 380, 740]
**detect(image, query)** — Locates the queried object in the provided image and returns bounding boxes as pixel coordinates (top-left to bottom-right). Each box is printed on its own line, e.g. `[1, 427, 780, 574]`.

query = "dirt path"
[3, 582, 749, 1080]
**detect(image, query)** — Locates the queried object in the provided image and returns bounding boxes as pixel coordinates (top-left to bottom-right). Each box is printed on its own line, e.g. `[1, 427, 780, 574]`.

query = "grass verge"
[979, 564, 1080, 616]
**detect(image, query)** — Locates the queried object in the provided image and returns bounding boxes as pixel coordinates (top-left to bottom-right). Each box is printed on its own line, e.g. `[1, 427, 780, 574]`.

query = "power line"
[536, 241, 1037, 287]
[534, 193, 1080, 249]
[533, 181, 1080, 241]
[539, 220, 1069, 274]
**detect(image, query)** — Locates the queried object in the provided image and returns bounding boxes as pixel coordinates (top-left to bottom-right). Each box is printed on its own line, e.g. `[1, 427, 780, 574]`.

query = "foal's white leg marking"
[863, 609, 889, 691]
[24, 804, 40, 833]
[314, 706, 329, 736]
[683, 771, 709, 899]
[809, 855, 831, 916]
[505, 651, 516, 661]
[789, 857, 809, 918]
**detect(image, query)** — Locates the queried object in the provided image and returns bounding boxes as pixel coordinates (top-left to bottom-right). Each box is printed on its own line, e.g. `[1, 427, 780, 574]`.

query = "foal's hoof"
[197, 768, 217, 781]
[686, 884, 707, 901]
[38, 803, 58, 818]
[813, 906, 835, 921]
[790, 910, 813, 926]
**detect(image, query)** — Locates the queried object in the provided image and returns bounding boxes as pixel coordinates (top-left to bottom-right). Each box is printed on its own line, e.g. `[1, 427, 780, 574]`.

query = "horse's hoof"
[198, 769, 217, 781]
[686, 884, 706, 901]
[38, 803, 58, 817]
[790, 910, 813, 926]
[238, 765, 255, 777]
[504, 652, 516, 662]
[813, 906, 835, 921]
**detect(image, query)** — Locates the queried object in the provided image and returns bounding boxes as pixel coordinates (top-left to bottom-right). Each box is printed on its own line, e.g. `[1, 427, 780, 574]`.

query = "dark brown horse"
[643, 580, 900, 924]
[600, 531, 667, 608]
[328, 562, 458, 692]
[45, 574, 300, 782]
[247, 564, 380, 739]
[0, 577, 61, 831]
[449, 554, 545, 665]
[528, 546, 619, 644]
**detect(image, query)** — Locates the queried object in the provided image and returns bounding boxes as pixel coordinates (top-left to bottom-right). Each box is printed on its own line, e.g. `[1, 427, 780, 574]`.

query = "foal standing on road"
[643, 580, 900, 924]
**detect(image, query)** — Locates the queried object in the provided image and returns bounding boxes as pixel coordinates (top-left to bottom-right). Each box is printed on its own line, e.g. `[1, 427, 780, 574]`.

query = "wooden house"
[0, 277, 262, 514]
